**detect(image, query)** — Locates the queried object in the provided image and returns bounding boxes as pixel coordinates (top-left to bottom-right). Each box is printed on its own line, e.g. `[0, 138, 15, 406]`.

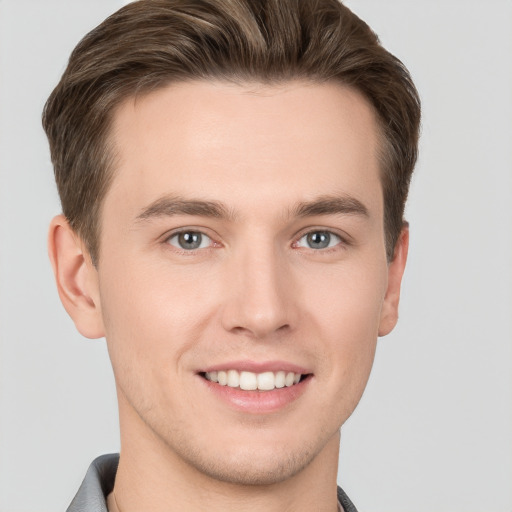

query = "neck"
[113, 395, 341, 512]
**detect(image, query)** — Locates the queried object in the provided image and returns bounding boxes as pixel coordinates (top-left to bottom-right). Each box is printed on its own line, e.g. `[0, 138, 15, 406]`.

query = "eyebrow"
[135, 195, 235, 222]
[134, 193, 368, 224]
[291, 195, 369, 219]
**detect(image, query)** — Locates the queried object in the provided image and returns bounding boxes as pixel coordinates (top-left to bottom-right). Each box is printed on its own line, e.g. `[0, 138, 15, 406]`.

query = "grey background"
[1, 1, 511, 511]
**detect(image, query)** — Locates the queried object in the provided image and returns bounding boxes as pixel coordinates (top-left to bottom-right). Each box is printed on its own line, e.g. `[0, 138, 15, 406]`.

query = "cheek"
[305, 260, 387, 386]
[97, 258, 216, 384]
[307, 256, 387, 329]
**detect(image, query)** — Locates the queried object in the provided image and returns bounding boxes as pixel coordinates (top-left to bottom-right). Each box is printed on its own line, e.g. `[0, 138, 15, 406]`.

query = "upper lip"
[199, 360, 311, 374]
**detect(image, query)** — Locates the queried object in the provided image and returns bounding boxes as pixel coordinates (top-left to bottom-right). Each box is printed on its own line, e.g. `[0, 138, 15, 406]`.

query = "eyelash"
[165, 229, 219, 255]
[163, 228, 349, 254]
[293, 230, 345, 252]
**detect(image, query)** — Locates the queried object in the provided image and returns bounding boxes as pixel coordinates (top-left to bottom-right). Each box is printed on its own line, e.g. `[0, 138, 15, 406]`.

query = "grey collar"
[66, 454, 118, 512]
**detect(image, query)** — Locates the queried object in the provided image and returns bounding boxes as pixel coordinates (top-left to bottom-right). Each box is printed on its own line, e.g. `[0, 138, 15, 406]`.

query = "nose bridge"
[222, 237, 295, 338]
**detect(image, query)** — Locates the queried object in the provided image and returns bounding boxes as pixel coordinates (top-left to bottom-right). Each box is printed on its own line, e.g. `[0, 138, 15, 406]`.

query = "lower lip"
[199, 375, 311, 414]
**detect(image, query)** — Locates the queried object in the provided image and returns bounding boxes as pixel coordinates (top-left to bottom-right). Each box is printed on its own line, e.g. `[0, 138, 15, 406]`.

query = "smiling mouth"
[200, 370, 310, 391]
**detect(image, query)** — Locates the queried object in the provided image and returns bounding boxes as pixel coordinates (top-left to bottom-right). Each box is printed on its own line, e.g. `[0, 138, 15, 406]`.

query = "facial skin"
[49, 81, 408, 511]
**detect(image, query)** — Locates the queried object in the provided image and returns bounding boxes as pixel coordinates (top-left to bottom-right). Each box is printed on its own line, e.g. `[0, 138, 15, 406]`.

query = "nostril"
[228, 324, 290, 339]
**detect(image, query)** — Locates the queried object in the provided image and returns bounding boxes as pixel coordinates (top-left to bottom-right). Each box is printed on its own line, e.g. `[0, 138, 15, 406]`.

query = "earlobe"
[48, 214, 105, 339]
[378, 225, 409, 337]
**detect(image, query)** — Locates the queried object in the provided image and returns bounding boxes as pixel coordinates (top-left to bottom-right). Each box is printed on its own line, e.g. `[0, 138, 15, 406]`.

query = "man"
[43, 0, 420, 510]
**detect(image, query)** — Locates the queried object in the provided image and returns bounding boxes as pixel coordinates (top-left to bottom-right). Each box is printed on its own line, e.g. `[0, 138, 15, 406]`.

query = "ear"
[378, 225, 409, 337]
[48, 214, 105, 339]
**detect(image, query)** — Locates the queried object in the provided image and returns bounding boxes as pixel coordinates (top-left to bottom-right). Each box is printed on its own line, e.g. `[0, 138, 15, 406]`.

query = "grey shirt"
[66, 454, 358, 512]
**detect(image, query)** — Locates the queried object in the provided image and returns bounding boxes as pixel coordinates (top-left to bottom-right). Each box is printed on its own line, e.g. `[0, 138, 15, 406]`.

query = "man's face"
[87, 81, 405, 485]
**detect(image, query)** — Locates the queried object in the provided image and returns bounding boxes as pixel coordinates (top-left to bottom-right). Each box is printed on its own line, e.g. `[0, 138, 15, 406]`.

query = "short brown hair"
[43, 0, 420, 263]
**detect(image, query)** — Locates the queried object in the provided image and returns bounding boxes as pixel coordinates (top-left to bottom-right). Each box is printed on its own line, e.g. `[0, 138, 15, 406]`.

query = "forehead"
[106, 80, 382, 219]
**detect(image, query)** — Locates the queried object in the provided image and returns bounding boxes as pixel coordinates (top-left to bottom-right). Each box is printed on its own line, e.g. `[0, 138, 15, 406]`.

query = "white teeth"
[275, 371, 285, 388]
[217, 370, 227, 386]
[204, 370, 304, 391]
[239, 371, 257, 390]
[227, 369, 239, 388]
[257, 371, 275, 391]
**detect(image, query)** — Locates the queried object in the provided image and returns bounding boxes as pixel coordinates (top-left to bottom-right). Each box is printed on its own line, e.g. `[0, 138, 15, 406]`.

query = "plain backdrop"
[0, 1, 511, 511]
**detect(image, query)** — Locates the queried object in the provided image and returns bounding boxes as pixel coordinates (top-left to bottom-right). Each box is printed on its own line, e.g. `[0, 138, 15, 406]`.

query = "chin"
[186, 446, 316, 486]
[159, 423, 337, 488]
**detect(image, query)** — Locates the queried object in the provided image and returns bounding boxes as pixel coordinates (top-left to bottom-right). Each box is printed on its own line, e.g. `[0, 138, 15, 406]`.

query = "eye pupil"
[178, 231, 202, 249]
[307, 231, 330, 249]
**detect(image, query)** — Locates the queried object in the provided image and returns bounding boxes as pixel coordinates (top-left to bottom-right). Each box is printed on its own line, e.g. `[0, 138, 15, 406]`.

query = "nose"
[221, 244, 297, 339]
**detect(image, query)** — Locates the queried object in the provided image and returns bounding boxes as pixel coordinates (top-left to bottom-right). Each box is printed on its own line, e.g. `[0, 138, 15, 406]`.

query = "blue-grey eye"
[297, 231, 341, 249]
[168, 231, 211, 250]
